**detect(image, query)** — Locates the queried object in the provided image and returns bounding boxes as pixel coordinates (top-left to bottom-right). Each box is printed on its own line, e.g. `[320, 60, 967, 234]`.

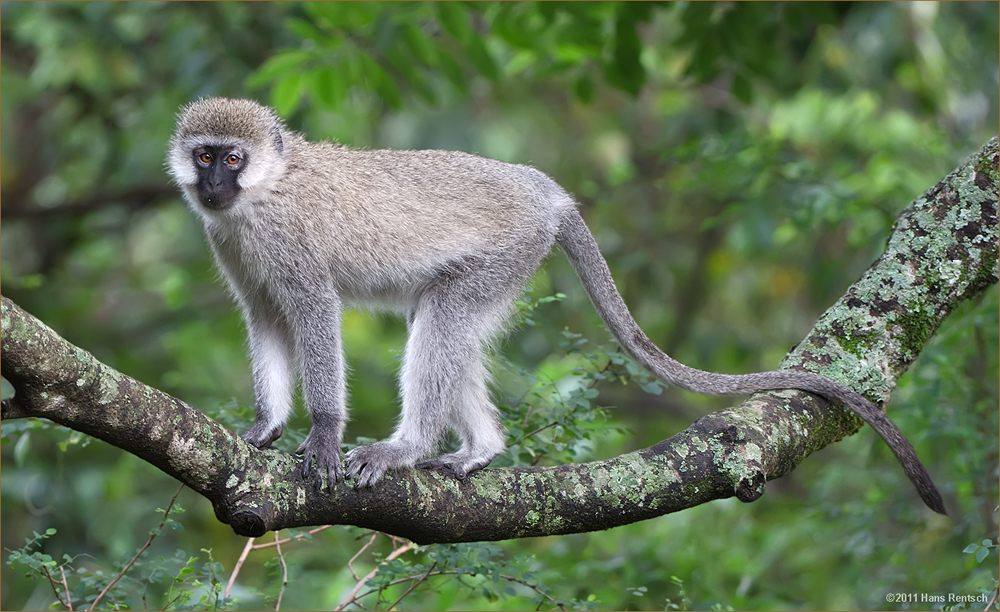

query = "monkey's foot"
[345, 441, 422, 488]
[242, 424, 283, 449]
[416, 452, 493, 480]
[296, 429, 344, 487]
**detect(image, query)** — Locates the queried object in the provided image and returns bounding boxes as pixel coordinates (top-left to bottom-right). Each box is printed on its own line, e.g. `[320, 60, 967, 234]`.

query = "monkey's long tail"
[555, 207, 946, 515]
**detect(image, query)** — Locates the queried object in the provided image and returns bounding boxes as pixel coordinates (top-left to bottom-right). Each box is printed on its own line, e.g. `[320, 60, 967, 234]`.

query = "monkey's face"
[192, 145, 247, 210]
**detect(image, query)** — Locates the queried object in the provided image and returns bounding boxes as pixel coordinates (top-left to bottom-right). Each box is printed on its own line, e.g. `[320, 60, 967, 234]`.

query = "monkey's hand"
[241, 423, 283, 449]
[296, 428, 345, 487]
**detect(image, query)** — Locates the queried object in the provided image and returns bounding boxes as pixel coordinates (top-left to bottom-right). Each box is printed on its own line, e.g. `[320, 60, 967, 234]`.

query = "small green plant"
[953, 537, 1000, 611]
[5, 486, 234, 611]
[664, 576, 691, 611]
[335, 538, 601, 611]
[963, 539, 998, 564]
[501, 293, 666, 470]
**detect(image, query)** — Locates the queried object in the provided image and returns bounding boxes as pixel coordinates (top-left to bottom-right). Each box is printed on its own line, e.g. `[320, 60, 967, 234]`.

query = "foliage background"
[1, 2, 997, 610]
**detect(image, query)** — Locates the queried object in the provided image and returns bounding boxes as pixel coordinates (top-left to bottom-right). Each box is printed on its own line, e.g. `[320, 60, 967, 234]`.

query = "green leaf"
[271, 72, 304, 116]
[976, 547, 990, 563]
[306, 2, 376, 31]
[639, 381, 664, 395]
[964, 543, 980, 553]
[493, 4, 539, 49]
[436, 3, 470, 42]
[385, 44, 436, 105]
[359, 55, 402, 109]
[285, 17, 324, 43]
[573, 75, 595, 103]
[602, 5, 646, 96]
[400, 22, 436, 65]
[13, 432, 30, 466]
[465, 37, 499, 81]
[438, 47, 469, 94]
[247, 50, 313, 89]
[731, 72, 754, 104]
[312, 66, 348, 109]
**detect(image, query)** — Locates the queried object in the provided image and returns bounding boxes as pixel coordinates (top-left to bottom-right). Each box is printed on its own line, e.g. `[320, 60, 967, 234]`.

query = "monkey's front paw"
[242, 424, 283, 449]
[345, 441, 415, 488]
[416, 452, 494, 480]
[296, 431, 344, 488]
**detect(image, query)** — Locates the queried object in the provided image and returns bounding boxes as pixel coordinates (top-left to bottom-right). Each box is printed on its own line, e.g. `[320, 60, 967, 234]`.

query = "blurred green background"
[1, 2, 997, 610]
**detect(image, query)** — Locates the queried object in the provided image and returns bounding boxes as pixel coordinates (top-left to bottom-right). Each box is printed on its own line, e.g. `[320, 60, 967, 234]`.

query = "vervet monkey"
[167, 97, 944, 514]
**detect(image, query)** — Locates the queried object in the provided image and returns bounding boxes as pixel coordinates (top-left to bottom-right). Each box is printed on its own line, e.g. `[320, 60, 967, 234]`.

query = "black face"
[193, 145, 246, 210]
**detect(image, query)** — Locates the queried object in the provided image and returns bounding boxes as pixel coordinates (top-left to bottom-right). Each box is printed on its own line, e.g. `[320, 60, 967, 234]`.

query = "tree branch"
[2, 139, 997, 543]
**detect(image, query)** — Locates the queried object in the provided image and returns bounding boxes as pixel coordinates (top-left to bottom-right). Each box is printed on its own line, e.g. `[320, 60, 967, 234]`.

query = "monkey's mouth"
[197, 193, 237, 211]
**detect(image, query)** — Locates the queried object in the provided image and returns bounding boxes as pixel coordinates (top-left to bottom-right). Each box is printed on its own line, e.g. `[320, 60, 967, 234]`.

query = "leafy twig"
[224, 537, 256, 599]
[59, 566, 73, 611]
[352, 570, 566, 610]
[984, 588, 998, 612]
[258, 525, 333, 549]
[387, 562, 436, 611]
[335, 540, 415, 611]
[512, 351, 614, 448]
[273, 531, 288, 611]
[88, 483, 185, 611]
[224, 525, 333, 598]
[347, 532, 379, 581]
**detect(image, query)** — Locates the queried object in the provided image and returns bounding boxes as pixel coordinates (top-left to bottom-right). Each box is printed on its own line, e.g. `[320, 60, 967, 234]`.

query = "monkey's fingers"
[346, 464, 385, 489]
[416, 460, 468, 479]
[416, 453, 493, 480]
[297, 447, 345, 488]
[296, 433, 345, 487]
[242, 424, 283, 449]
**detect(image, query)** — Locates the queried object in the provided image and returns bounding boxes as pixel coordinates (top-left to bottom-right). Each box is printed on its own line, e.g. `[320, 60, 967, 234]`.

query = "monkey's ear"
[270, 126, 283, 156]
[238, 135, 287, 191]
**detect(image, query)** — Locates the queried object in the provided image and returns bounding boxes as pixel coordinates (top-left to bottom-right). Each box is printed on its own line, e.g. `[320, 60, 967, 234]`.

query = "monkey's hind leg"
[414, 356, 505, 479]
[345, 270, 511, 487]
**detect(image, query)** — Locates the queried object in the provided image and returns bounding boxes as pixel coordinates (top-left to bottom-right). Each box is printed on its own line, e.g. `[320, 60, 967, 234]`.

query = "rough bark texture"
[2, 139, 997, 543]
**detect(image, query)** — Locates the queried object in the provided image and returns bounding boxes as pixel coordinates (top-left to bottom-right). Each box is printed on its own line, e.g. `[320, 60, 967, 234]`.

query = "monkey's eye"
[225, 153, 242, 166]
[197, 151, 213, 165]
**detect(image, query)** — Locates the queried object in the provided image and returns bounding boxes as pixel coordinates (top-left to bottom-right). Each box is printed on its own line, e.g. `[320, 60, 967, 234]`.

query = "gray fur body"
[167, 98, 943, 514]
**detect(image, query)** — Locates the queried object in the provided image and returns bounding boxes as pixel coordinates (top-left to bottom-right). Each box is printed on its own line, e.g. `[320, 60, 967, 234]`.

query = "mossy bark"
[2, 138, 997, 542]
